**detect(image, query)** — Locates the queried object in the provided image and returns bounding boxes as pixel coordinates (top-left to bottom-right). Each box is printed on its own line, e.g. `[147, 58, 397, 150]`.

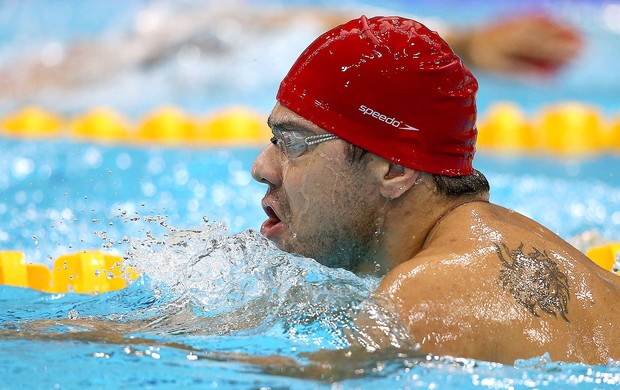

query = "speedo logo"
[359, 105, 419, 131]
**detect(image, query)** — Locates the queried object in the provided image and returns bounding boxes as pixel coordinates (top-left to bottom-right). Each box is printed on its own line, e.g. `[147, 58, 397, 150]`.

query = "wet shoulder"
[378, 201, 620, 312]
[376, 206, 620, 362]
[376, 247, 504, 318]
[376, 249, 519, 361]
[381, 204, 620, 328]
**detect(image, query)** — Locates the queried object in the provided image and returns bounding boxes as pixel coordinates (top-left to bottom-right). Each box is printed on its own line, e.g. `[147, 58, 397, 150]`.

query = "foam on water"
[87, 215, 412, 353]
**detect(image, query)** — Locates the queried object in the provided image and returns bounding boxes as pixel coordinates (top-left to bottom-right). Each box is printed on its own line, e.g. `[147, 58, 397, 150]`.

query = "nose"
[251, 143, 282, 189]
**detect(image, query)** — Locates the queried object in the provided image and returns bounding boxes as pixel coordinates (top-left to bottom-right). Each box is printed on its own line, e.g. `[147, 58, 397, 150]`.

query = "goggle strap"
[305, 134, 339, 146]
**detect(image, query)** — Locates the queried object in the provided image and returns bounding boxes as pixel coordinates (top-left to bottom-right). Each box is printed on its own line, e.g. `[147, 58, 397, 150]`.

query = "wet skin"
[252, 103, 386, 271]
[377, 201, 620, 364]
[253, 103, 620, 365]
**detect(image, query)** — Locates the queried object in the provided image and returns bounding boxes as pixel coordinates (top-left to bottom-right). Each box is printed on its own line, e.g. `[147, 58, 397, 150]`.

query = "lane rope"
[1, 103, 619, 153]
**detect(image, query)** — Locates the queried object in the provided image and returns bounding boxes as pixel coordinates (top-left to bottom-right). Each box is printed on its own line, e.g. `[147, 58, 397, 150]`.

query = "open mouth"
[260, 204, 283, 238]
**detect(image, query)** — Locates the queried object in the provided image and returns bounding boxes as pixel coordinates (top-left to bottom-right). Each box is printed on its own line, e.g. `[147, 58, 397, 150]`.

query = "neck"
[421, 198, 490, 250]
[370, 185, 489, 274]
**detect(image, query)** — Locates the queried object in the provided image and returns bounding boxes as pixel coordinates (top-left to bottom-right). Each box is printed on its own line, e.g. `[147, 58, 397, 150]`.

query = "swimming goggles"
[270, 128, 339, 158]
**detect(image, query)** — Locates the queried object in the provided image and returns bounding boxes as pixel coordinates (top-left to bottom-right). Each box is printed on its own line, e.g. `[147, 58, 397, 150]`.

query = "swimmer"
[251, 15, 619, 365]
[445, 13, 582, 76]
[0, 3, 581, 101]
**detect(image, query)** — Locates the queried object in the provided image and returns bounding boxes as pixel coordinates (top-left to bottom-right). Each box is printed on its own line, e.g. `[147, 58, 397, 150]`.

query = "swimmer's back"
[378, 201, 620, 364]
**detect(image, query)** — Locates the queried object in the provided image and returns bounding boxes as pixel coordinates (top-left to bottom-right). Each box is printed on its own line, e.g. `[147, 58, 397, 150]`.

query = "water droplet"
[186, 353, 198, 361]
[68, 309, 79, 320]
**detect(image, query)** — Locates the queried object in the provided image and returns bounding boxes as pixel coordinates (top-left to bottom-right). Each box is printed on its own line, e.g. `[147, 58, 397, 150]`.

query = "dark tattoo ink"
[496, 243, 570, 322]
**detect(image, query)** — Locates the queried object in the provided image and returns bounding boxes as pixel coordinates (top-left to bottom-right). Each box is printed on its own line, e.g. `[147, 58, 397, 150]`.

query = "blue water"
[1, 0, 620, 389]
[0, 139, 264, 262]
[1, 138, 620, 389]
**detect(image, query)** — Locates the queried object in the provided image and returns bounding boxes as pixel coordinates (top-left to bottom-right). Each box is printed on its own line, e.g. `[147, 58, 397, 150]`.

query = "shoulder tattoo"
[495, 243, 570, 322]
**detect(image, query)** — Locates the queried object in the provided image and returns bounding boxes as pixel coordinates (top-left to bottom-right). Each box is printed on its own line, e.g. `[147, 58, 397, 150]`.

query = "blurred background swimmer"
[0, 1, 582, 109]
[444, 13, 582, 76]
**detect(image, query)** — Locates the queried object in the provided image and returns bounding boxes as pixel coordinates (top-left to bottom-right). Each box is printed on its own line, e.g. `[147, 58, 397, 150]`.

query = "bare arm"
[444, 14, 583, 76]
[374, 254, 514, 363]
[1, 8, 584, 100]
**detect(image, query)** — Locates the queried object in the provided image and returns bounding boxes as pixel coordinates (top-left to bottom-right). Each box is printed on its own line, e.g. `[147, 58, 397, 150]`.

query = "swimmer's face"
[252, 103, 382, 271]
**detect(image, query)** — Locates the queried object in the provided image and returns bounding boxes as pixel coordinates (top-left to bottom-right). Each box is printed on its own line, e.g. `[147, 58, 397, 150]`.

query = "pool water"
[1, 138, 620, 388]
[1, 0, 620, 388]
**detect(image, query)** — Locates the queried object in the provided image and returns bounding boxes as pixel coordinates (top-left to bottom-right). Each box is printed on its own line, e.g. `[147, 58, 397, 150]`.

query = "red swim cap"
[276, 16, 478, 176]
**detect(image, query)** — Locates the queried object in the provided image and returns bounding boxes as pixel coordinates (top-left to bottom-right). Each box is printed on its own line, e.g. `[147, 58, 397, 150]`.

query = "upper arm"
[375, 255, 508, 361]
[376, 259, 464, 333]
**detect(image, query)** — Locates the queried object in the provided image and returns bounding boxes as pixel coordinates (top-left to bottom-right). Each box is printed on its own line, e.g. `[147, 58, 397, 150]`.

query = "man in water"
[251, 16, 620, 365]
[1, 5, 581, 102]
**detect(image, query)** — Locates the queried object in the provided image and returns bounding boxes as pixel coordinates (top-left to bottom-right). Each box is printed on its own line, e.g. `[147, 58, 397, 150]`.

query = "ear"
[379, 163, 420, 200]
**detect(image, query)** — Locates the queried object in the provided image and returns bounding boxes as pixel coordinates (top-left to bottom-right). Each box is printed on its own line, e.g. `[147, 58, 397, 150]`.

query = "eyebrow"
[267, 115, 314, 134]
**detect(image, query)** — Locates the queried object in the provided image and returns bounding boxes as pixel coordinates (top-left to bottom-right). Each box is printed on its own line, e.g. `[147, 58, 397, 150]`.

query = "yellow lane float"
[1, 105, 271, 146]
[476, 103, 535, 151]
[70, 107, 129, 142]
[610, 115, 620, 148]
[198, 106, 272, 146]
[537, 103, 606, 154]
[0, 250, 137, 294]
[138, 106, 197, 144]
[586, 243, 620, 275]
[477, 102, 618, 154]
[2, 107, 63, 137]
[1, 103, 617, 152]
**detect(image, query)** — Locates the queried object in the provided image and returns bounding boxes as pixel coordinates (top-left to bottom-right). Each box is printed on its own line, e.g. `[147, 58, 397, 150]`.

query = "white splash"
[101, 215, 410, 349]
